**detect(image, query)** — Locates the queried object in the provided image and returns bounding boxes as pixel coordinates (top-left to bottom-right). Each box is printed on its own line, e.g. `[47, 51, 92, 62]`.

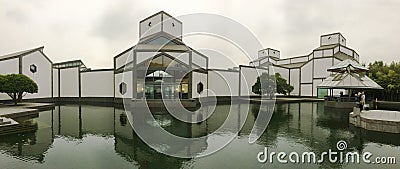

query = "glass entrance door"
[145, 83, 183, 99]
[145, 84, 154, 99]
[154, 84, 162, 99]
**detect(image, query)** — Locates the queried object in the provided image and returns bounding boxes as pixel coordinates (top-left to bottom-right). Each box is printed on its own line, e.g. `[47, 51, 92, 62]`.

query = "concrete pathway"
[249, 97, 324, 103]
[350, 109, 400, 133]
[362, 110, 400, 122]
[0, 102, 55, 118]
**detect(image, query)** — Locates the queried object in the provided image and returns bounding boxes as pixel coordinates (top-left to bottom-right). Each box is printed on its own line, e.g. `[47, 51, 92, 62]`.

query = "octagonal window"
[119, 82, 127, 95]
[30, 64, 37, 73]
[197, 82, 204, 94]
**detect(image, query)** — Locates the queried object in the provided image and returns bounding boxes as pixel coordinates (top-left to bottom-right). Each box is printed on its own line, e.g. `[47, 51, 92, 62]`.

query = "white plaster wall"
[192, 72, 208, 98]
[313, 50, 323, 58]
[162, 14, 182, 38]
[114, 71, 132, 98]
[323, 49, 333, 56]
[321, 34, 339, 46]
[334, 58, 341, 65]
[22, 51, 52, 99]
[291, 56, 308, 63]
[260, 58, 268, 65]
[0, 93, 10, 101]
[339, 34, 346, 46]
[240, 67, 269, 96]
[301, 61, 313, 83]
[136, 51, 159, 65]
[276, 59, 290, 65]
[116, 50, 133, 70]
[140, 13, 162, 38]
[340, 46, 353, 56]
[81, 70, 114, 97]
[60, 67, 79, 97]
[334, 46, 340, 54]
[53, 69, 59, 97]
[301, 84, 312, 96]
[290, 69, 300, 96]
[0, 58, 18, 74]
[0, 58, 19, 100]
[258, 49, 268, 58]
[208, 70, 239, 96]
[314, 58, 332, 79]
[268, 49, 280, 59]
[192, 51, 207, 68]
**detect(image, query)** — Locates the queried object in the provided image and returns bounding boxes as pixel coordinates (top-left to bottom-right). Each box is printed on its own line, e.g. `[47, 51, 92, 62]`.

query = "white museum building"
[0, 11, 365, 103]
[251, 32, 360, 97]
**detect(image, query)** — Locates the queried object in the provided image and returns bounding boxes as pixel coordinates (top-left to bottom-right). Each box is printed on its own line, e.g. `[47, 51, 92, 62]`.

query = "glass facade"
[144, 70, 189, 99]
[136, 54, 191, 100]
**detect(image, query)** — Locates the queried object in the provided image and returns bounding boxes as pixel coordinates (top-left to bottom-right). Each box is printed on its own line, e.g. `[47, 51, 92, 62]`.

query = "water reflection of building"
[114, 109, 188, 168]
[0, 105, 209, 168]
[0, 110, 53, 162]
[252, 102, 378, 168]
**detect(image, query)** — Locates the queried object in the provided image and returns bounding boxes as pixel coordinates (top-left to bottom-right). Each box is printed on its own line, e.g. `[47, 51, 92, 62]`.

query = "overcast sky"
[0, 0, 399, 69]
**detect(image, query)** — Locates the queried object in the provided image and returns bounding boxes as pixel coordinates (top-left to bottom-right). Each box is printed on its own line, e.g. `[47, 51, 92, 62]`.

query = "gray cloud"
[5, 9, 27, 23]
[90, 1, 143, 41]
[0, 0, 399, 69]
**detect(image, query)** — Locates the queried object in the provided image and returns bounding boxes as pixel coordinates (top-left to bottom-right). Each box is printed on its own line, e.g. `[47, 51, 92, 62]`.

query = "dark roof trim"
[208, 68, 239, 72]
[136, 52, 191, 68]
[239, 65, 269, 71]
[53, 59, 85, 65]
[81, 68, 114, 73]
[38, 50, 53, 64]
[114, 46, 134, 59]
[0, 46, 45, 62]
[321, 32, 345, 39]
[278, 54, 309, 61]
[139, 32, 184, 45]
[139, 11, 182, 24]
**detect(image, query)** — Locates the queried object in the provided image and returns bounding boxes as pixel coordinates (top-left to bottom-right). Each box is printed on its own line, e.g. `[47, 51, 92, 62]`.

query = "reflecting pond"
[0, 102, 399, 169]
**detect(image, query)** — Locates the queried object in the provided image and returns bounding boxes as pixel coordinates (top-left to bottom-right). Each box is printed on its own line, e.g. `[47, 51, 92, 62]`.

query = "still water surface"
[0, 102, 399, 169]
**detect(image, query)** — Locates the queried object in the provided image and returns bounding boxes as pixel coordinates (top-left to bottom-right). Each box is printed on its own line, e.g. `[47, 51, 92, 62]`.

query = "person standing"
[359, 91, 365, 111]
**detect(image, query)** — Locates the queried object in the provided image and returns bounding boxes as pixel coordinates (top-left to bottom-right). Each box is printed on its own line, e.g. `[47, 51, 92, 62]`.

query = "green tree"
[367, 61, 400, 101]
[252, 72, 293, 97]
[252, 72, 276, 97]
[275, 73, 294, 95]
[0, 74, 38, 105]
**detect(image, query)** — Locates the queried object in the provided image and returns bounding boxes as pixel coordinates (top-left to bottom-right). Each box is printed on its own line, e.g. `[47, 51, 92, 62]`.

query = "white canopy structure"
[318, 59, 383, 90]
[318, 73, 383, 89]
[326, 59, 369, 73]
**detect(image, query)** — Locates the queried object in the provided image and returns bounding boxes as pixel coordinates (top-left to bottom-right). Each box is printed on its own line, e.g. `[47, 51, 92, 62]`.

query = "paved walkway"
[362, 110, 400, 122]
[0, 102, 55, 118]
[249, 97, 324, 103]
